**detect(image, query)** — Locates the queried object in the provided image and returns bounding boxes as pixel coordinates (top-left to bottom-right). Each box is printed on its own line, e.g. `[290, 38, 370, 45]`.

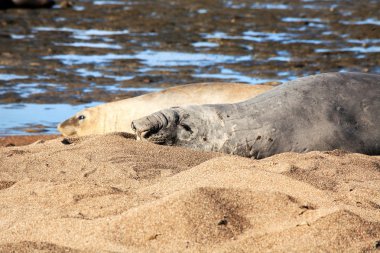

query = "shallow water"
[0, 0, 379, 135]
[0, 103, 100, 135]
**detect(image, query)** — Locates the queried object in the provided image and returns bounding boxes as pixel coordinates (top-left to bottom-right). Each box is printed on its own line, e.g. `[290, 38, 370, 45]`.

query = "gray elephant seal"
[0, 0, 55, 8]
[58, 82, 275, 137]
[132, 72, 380, 158]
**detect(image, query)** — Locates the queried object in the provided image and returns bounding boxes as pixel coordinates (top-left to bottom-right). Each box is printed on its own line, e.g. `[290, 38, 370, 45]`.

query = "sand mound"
[0, 133, 220, 185]
[221, 210, 380, 252]
[0, 134, 379, 252]
[109, 188, 308, 249]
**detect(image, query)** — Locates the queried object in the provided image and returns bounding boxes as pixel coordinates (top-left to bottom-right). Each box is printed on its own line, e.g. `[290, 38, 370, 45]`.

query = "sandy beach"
[0, 133, 379, 252]
[1, 0, 379, 251]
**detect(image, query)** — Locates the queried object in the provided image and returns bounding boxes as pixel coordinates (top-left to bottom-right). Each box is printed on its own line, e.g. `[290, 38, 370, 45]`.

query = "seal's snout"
[57, 122, 67, 136]
[57, 122, 70, 137]
[56, 117, 78, 137]
[131, 122, 136, 132]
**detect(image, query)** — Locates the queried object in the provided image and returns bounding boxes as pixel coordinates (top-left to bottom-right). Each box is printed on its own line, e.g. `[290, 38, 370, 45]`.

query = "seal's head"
[131, 107, 208, 147]
[57, 107, 99, 137]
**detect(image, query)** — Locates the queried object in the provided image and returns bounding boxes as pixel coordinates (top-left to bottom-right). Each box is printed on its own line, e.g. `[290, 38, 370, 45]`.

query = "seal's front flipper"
[131, 109, 180, 144]
[131, 115, 158, 140]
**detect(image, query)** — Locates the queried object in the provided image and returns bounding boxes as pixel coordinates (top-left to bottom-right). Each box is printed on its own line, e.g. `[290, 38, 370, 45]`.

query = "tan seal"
[57, 82, 275, 137]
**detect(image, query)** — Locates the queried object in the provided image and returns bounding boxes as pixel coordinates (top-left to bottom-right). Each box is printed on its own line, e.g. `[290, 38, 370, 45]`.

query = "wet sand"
[0, 133, 379, 252]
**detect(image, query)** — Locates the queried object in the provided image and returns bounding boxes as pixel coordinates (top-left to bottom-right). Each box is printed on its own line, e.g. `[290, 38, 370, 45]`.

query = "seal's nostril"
[140, 130, 151, 139]
[131, 122, 136, 132]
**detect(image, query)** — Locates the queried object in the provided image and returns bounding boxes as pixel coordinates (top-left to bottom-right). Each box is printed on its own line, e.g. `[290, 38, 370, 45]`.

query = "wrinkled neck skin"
[170, 103, 270, 158]
[178, 92, 297, 158]
[171, 105, 229, 152]
[216, 102, 280, 159]
[182, 103, 277, 158]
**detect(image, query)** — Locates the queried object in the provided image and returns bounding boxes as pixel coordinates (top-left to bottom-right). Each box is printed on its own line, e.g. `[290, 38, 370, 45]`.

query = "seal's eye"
[78, 115, 86, 120]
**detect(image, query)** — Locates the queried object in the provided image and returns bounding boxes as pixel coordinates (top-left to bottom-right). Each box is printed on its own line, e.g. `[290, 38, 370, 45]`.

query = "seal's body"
[58, 82, 274, 137]
[132, 73, 380, 158]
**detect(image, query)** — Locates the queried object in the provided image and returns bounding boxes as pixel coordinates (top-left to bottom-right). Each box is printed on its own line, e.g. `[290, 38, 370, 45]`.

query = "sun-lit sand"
[0, 133, 379, 252]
